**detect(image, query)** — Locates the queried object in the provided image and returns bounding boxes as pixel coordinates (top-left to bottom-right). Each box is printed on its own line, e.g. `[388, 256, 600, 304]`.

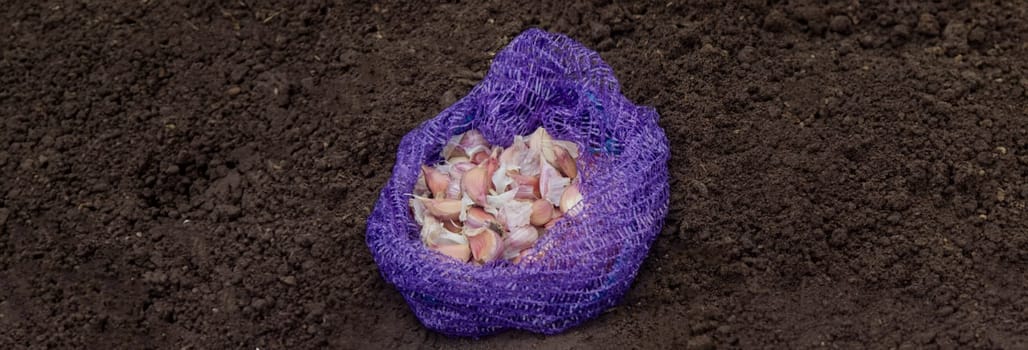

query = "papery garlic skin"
[421, 216, 466, 247]
[485, 189, 517, 216]
[497, 199, 533, 231]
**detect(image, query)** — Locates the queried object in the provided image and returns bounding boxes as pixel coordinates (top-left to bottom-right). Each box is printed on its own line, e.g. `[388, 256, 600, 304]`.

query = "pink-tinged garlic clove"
[560, 183, 583, 215]
[445, 162, 476, 200]
[434, 242, 471, 262]
[462, 166, 490, 206]
[530, 199, 553, 226]
[422, 165, 450, 198]
[471, 151, 490, 164]
[465, 207, 498, 230]
[465, 227, 504, 264]
[508, 172, 541, 199]
[481, 153, 500, 185]
[418, 197, 463, 221]
[551, 144, 578, 179]
[539, 160, 570, 206]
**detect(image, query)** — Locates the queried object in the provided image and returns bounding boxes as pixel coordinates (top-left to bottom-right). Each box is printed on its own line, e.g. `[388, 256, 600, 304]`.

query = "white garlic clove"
[559, 183, 583, 215]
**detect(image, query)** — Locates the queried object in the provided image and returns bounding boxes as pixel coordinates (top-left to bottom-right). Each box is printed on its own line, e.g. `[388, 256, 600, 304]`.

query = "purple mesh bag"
[366, 29, 669, 337]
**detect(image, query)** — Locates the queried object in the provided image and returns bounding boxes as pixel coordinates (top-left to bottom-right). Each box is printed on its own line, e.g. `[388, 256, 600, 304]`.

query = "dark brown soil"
[2, 1, 1027, 349]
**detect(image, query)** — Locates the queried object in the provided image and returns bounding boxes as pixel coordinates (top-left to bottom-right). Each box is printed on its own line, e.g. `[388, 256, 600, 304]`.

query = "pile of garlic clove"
[410, 127, 583, 264]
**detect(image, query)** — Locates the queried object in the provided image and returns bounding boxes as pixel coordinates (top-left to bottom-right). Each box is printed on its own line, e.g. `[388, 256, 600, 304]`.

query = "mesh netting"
[365, 29, 670, 337]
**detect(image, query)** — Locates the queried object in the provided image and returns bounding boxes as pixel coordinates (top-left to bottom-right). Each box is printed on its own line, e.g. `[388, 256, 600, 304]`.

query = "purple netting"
[365, 29, 669, 337]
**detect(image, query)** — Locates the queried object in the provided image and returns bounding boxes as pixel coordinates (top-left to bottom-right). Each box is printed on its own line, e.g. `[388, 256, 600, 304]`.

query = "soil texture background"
[2, 1, 1027, 349]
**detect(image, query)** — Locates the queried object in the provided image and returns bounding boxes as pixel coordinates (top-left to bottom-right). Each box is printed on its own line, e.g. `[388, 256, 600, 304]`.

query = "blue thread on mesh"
[366, 29, 670, 337]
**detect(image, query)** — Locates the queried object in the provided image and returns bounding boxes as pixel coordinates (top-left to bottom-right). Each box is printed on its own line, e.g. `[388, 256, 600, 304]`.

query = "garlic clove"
[481, 150, 500, 183]
[508, 172, 541, 199]
[530, 199, 553, 226]
[465, 227, 503, 264]
[434, 242, 471, 262]
[551, 144, 578, 179]
[451, 161, 477, 172]
[504, 226, 539, 252]
[462, 166, 490, 206]
[471, 151, 490, 164]
[539, 159, 570, 206]
[459, 129, 490, 160]
[418, 197, 463, 221]
[465, 207, 498, 229]
[559, 183, 583, 215]
[497, 199, 533, 231]
[499, 136, 523, 167]
[448, 155, 470, 164]
[528, 127, 553, 153]
[422, 165, 450, 198]
[444, 163, 472, 200]
[420, 215, 466, 247]
[553, 140, 579, 158]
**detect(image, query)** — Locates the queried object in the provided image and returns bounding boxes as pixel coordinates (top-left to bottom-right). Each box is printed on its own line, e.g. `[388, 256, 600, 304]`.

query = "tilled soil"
[2, 1, 1027, 349]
